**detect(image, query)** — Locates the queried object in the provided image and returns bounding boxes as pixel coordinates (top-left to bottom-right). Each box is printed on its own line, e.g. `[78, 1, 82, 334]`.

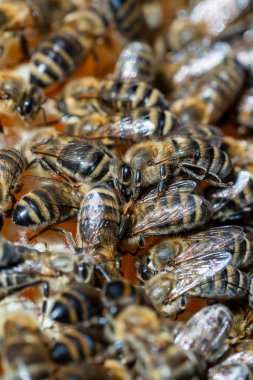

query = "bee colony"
[2, 0, 253, 378]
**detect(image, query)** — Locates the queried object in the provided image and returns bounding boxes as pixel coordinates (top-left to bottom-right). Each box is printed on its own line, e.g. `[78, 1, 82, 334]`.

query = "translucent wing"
[169, 251, 232, 300]
[137, 180, 197, 204]
[132, 194, 211, 234]
[170, 124, 223, 147]
[209, 171, 252, 212]
[175, 226, 245, 263]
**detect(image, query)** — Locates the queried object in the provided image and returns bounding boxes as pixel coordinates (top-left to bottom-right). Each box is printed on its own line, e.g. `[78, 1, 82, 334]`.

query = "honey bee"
[109, 305, 207, 380]
[120, 181, 213, 252]
[0, 71, 45, 120]
[208, 352, 253, 380]
[47, 282, 103, 324]
[0, 147, 27, 229]
[2, 311, 52, 379]
[109, 0, 147, 41]
[156, 40, 231, 94]
[49, 325, 107, 364]
[206, 170, 253, 222]
[76, 183, 121, 277]
[143, 264, 249, 318]
[72, 78, 170, 113]
[64, 108, 181, 144]
[171, 57, 245, 124]
[174, 304, 233, 362]
[13, 179, 83, 234]
[113, 41, 154, 82]
[29, 134, 115, 185]
[30, 8, 108, 88]
[113, 137, 233, 202]
[168, 0, 253, 50]
[139, 225, 253, 272]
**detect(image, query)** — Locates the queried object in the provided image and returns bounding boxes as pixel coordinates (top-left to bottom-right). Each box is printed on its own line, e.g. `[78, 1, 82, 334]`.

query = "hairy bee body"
[66, 108, 180, 143]
[0, 148, 26, 228]
[237, 87, 253, 130]
[77, 183, 120, 276]
[48, 283, 103, 324]
[171, 58, 245, 124]
[109, 0, 146, 40]
[2, 312, 52, 379]
[114, 137, 233, 202]
[30, 135, 114, 185]
[30, 8, 107, 88]
[191, 265, 250, 300]
[13, 181, 82, 228]
[114, 41, 154, 82]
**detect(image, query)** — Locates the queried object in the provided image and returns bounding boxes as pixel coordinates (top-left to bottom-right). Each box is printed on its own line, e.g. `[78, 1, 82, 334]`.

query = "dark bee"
[0, 147, 27, 229]
[113, 41, 154, 82]
[208, 352, 253, 380]
[29, 134, 115, 185]
[206, 170, 253, 221]
[2, 312, 52, 379]
[109, 0, 147, 41]
[113, 137, 233, 202]
[30, 8, 108, 88]
[64, 108, 181, 144]
[120, 181, 213, 252]
[171, 57, 245, 124]
[49, 325, 106, 364]
[0, 71, 45, 120]
[13, 179, 83, 231]
[48, 282, 103, 324]
[141, 225, 253, 271]
[72, 78, 169, 112]
[76, 183, 121, 277]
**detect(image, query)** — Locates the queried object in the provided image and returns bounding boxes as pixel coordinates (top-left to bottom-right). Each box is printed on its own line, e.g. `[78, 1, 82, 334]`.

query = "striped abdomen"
[77, 184, 120, 269]
[132, 193, 213, 236]
[98, 80, 169, 112]
[190, 265, 250, 300]
[0, 148, 26, 206]
[13, 183, 80, 227]
[114, 41, 154, 81]
[50, 327, 103, 364]
[49, 283, 103, 324]
[30, 27, 88, 88]
[109, 0, 146, 40]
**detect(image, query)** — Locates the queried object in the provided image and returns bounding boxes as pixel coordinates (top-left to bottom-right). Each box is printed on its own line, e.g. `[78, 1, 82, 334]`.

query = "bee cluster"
[2, 0, 253, 378]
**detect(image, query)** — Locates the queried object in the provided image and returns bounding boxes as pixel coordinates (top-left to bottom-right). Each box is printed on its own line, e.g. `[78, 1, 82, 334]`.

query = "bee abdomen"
[30, 28, 87, 88]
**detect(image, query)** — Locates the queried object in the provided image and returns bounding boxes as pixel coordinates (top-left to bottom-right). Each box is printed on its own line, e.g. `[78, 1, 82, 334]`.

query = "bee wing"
[133, 195, 210, 234]
[175, 226, 245, 263]
[137, 180, 197, 203]
[170, 125, 223, 148]
[30, 136, 63, 157]
[210, 171, 252, 211]
[169, 251, 232, 300]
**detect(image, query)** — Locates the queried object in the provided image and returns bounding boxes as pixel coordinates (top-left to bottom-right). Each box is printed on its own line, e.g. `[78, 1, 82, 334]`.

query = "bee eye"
[121, 164, 132, 182]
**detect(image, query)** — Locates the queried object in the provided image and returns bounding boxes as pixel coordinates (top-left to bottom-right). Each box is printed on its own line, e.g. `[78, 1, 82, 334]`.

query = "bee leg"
[41, 281, 50, 325]
[119, 214, 131, 240]
[133, 170, 142, 200]
[180, 164, 207, 180]
[157, 164, 167, 197]
[50, 228, 77, 253]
